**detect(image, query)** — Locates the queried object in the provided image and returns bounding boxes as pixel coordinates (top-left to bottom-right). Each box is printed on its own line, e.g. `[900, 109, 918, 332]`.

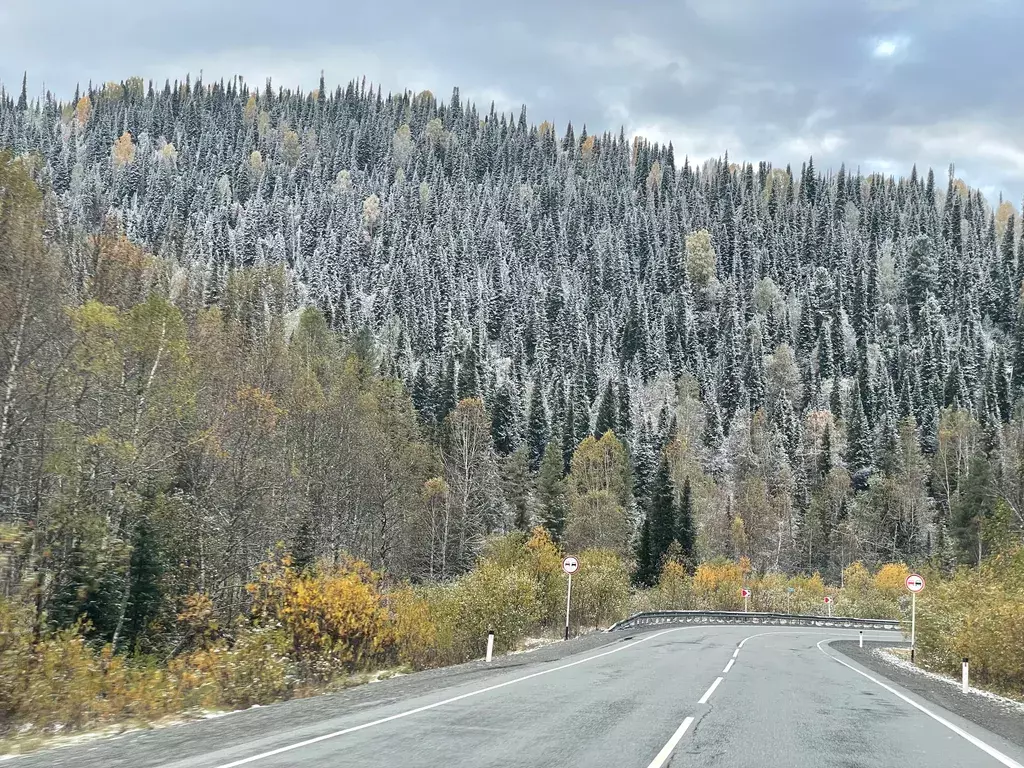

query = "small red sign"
[824, 596, 833, 604]
[741, 588, 751, 598]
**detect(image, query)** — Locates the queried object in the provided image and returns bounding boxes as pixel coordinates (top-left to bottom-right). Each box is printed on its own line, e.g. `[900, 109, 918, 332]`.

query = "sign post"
[906, 573, 925, 662]
[741, 588, 751, 612]
[824, 595, 833, 618]
[562, 556, 579, 641]
[786, 586, 795, 614]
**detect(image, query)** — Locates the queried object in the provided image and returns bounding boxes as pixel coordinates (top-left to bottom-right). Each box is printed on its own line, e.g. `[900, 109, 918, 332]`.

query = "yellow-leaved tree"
[246, 553, 395, 679]
[111, 131, 136, 168]
[565, 432, 632, 555]
[75, 95, 92, 126]
[684, 229, 716, 289]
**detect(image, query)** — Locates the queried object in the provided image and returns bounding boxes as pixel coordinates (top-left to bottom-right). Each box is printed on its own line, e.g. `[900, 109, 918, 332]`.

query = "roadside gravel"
[832, 640, 1024, 752]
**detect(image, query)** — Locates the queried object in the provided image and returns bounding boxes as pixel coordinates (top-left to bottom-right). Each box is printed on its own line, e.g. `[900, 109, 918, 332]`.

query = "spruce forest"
[0, 71, 1023, 677]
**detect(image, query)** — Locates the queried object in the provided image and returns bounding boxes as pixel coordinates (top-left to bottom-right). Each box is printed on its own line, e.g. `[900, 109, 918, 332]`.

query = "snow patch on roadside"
[367, 669, 406, 684]
[874, 648, 1024, 712]
[0, 723, 145, 758]
[507, 636, 562, 656]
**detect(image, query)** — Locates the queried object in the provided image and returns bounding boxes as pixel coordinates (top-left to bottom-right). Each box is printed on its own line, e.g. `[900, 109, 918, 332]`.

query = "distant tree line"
[0, 74, 1022, 655]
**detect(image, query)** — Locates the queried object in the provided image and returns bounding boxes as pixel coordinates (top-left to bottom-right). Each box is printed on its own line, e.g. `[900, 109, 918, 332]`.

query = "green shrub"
[915, 547, 1024, 697]
[570, 549, 630, 630]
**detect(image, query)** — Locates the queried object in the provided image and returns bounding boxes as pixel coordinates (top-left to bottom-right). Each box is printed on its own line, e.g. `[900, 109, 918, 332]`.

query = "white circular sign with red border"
[562, 556, 579, 575]
[906, 573, 925, 593]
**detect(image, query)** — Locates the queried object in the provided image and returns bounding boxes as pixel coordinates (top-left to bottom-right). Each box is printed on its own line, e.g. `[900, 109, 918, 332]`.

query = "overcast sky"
[3, 0, 1024, 203]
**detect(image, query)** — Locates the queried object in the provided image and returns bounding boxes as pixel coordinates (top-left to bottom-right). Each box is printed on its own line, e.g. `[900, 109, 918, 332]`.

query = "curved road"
[11, 627, 1024, 768]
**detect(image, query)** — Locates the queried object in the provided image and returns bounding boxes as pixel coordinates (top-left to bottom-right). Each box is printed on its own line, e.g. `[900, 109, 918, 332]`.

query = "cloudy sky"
[3, 0, 1024, 202]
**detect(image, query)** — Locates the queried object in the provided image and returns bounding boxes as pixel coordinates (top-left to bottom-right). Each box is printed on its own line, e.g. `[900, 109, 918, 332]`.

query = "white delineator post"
[859, 630, 863, 648]
[962, 657, 969, 693]
[486, 630, 494, 663]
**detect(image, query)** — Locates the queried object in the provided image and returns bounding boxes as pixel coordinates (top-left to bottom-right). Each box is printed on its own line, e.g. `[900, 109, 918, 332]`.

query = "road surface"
[10, 626, 1024, 768]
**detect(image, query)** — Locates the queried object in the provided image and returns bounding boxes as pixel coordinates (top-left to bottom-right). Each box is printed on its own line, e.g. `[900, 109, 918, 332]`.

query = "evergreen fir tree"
[457, 342, 481, 401]
[490, 382, 517, 456]
[951, 452, 996, 565]
[616, 376, 633, 438]
[818, 423, 834, 482]
[906, 234, 937, 330]
[17, 72, 28, 112]
[594, 379, 616, 438]
[123, 515, 166, 652]
[634, 514, 655, 587]
[647, 452, 677, 577]
[525, 376, 549, 472]
[675, 476, 695, 564]
[536, 442, 568, 540]
[845, 381, 872, 472]
[502, 447, 533, 532]
[291, 514, 317, 574]
[631, 418, 657, 511]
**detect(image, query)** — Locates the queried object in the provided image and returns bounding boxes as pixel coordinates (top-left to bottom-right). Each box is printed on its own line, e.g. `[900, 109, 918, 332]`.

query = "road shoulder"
[830, 640, 1024, 753]
[2, 630, 624, 765]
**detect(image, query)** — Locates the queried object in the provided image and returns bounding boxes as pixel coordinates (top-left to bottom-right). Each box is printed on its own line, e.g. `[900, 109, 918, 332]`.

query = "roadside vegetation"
[1, 528, 912, 745]
[914, 538, 1024, 700]
[1, 82, 1023, 747]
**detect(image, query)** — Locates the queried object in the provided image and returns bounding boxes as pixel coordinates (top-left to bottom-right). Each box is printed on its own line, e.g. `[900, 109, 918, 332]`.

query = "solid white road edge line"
[207, 626, 696, 768]
[732, 649, 739, 659]
[723, 659, 735, 674]
[816, 640, 1024, 768]
[645, 717, 695, 768]
[698, 677, 723, 704]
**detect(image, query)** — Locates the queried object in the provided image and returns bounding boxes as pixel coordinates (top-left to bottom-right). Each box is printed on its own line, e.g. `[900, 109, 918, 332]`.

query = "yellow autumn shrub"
[1, 610, 181, 736]
[692, 558, 744, 610]
[522, 528, 567, 627]
[916, 548, 1024, 697]
[386, 585, 438, 669]
[0, 598, 33, 730]
[246, 553, 395, 679]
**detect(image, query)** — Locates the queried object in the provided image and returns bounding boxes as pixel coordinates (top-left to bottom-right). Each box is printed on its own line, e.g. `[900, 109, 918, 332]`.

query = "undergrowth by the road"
[0, 527, 912, 751]
[913, 544, 1024, 701]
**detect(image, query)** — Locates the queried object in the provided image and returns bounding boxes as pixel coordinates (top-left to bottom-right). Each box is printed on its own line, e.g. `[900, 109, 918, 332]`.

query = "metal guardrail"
[607, 610, 904, 633]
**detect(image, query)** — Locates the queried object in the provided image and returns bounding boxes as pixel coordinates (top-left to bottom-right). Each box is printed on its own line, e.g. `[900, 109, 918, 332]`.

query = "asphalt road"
[10, 626, 1024, 768]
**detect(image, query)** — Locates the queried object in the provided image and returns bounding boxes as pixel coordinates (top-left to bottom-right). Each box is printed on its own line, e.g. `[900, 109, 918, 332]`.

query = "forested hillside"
[0, 71, 1023, 650]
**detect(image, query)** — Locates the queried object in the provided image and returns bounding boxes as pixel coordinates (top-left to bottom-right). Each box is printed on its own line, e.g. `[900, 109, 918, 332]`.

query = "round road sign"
[906, 573, 925, 593]
[562, 556, 579, 575]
